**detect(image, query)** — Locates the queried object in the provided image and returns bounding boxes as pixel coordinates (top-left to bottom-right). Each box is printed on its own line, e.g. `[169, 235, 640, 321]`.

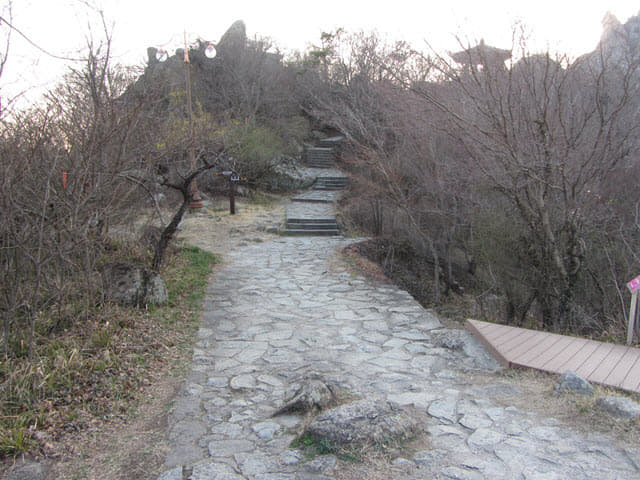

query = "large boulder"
[217, 20, 247, 57]
[264, 158, 317, 192]
[305, 399, 419, 447]
[103, 263, 168, 307]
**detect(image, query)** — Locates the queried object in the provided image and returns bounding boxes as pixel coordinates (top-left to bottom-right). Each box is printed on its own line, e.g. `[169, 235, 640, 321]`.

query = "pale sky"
[2, 0, 639, 110]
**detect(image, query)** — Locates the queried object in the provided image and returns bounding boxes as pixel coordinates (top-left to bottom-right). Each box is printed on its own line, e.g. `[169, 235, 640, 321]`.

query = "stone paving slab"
[290, 191, 341, 203]
[285, 202, 336, 221]
[158, 237, 640, 480]
[300, 167, 346, 178]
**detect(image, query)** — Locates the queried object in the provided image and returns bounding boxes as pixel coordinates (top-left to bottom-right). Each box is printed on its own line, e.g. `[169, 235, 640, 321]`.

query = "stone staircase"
[305, 147, 335, 168]
[317, 135, 345, 149]
[313, 176, 349, 191]
[283, 137, 348, 237]
[284, 218, 340, 236]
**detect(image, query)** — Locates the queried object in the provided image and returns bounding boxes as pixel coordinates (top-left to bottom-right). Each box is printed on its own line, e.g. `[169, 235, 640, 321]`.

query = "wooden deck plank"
[540, 337, 590, 371]
[529, 335, 580, 371]
[605, 348, 640, 388]
[465, 319, 640, 394]
[500, 329, 544, 357]
[588, 345, 630, 384]
[511, 332, 562, 366]
[574, 342, 615, 378]
[555, 341, 600, 373]
[617, 354, 640, 391]
[628, 362, 640, 392]
[482, 323, 519, 345]
[492, 327, 529, 350]
[515, 333, 567, 368]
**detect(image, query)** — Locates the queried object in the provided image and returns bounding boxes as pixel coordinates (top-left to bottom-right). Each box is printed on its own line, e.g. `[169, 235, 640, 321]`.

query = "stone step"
[307, 152, 334, 159]
[306, 147, 334, 156]
[313, 177, 349, 190]
[286, 222, 338, 230]
[290, 196, 335, 203]
[313, 185, 347, 191]
[283, 228, 340, 236]
[317, 136, 344, 148]
[283, 215, 340, 236]
[286, 218, 336, 224]
[306, 162, 336, 169]
[314, 179, 349, 186]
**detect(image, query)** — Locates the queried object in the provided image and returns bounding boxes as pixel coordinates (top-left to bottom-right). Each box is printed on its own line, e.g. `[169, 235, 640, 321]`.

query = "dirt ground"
[1, 196, 286, 480]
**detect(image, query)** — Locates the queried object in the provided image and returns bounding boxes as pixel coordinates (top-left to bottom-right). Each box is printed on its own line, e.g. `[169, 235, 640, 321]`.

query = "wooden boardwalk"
[466, 319, 640, 394]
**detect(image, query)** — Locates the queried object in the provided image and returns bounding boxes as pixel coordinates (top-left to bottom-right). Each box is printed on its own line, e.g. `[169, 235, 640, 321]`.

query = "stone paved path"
[158, 236, 640, 480]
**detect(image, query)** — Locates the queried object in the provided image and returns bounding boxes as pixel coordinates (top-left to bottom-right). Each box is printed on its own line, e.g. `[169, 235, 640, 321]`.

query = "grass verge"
[0, 244, 218, 461]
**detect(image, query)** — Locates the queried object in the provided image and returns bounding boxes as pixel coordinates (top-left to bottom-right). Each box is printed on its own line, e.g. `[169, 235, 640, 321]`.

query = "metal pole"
[229, 178, 236, 215]
[184, 33, 203, 209]
[628, 291, 638, 345]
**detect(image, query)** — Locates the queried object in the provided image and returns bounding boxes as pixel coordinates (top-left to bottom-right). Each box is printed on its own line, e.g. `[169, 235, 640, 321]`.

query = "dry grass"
[0, 227, 221, 478]
[28, 195, 284, 479]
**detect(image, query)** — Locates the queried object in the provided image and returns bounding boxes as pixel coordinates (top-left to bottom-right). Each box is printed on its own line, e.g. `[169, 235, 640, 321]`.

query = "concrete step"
[305, 149, 334, 168]
[316, 179, 349, 184]
[286, 218, 336, 223]
[306, 162, 336, 169]
[313, 177, 349, 190]
[317, 136, 344, 149]
[283, 229, 340, 236]
[290, 196, 335, 203]
[314, 180, 349, 186]
[284, 216, 340, 236]
[286, 222, 338, 230]
[306, 147, 334, 156]
[313, 185, 347, 191]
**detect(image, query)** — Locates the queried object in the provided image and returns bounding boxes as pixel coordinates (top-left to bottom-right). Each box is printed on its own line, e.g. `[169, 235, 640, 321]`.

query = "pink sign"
[628, 276, 640, 293]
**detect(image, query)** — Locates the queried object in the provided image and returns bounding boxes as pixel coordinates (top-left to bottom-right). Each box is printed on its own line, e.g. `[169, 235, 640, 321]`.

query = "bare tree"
[409, 32, 640, 331]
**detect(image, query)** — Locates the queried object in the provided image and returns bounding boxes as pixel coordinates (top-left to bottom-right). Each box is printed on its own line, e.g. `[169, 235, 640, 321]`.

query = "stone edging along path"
[157, 233, 640, 480]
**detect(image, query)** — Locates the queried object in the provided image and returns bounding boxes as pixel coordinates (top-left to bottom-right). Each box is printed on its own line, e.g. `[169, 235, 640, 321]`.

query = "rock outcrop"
[305, 399, 419, 447]
[103, 263, 168, 307]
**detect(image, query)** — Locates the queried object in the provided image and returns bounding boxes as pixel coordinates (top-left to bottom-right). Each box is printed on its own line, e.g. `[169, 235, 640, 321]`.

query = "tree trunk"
[152, 197, 189, 271]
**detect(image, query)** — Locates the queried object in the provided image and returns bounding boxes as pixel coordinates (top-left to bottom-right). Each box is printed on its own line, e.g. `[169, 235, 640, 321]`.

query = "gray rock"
[391, 457, 415, 470]
[459, 413, 493, 430]
[164, 444, 205, 469]
[103, 262, 168, 307]
[306, 399, 419, 446]
[553, 371, 595, 396]
[388, 391, 437, 409]
[432, 330, 468, 350]
[235, 452, 281, 477]
[208, 439, 254, 457]
[596, 395, 640, 420]
[230, 374, 256, 390]
[156, 467, 182, 480]
[428, 399, 458, 423]
[190, 459, 246, 480]
[302, 455, 338, 474]
[441, 466, 484, 480]
[3, 460, 51, 480]
[273, 378, 336, 415]
[467, 427, 505, 450]
[217, 20, 247, 54]
[252, 421, 281, 440]
[279, 449, 304, 466]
